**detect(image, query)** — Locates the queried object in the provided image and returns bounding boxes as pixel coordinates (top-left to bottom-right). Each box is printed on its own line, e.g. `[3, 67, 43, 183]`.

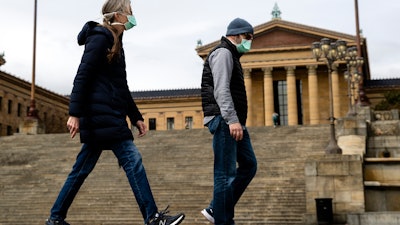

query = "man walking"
[200, 18, 258, 225]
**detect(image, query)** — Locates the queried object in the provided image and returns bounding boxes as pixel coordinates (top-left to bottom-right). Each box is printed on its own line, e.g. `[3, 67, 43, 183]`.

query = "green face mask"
[236, 39, 252, 53]
[124, 15, 137, 30]
[111, 14, 137, 30]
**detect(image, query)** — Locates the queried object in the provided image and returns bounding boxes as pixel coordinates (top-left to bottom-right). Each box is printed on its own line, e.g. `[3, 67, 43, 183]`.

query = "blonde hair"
[101, 0, 131, 62]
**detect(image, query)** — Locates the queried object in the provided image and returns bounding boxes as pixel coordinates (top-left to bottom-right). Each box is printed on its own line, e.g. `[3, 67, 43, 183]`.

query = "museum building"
[0, 12, 398, 135]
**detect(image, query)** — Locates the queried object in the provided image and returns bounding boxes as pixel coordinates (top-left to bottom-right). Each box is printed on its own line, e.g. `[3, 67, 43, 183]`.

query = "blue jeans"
[207, 115, 257, 225]
[49, 140, 158, 224]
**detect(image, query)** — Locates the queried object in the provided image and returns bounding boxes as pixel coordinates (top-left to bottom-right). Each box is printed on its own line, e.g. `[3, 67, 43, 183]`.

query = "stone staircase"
[0, 125, 330, 225]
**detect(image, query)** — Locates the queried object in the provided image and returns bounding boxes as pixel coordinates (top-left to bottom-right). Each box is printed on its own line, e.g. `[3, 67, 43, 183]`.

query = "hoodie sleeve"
[209, 48, 240, 125]
[69, 29, 110, 117]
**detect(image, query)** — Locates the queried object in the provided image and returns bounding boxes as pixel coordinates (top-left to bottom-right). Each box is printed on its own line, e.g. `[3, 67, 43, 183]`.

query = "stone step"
[363, 157, 400, 212]
[0, 125, 330, 224]
[364, 158, 400, 183]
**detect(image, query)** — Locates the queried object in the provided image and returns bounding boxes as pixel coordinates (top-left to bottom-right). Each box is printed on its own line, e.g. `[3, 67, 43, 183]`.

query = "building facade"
[0, 71, 69, 136]
[132, 89, 203, 130]
[1, 17, 398, 135]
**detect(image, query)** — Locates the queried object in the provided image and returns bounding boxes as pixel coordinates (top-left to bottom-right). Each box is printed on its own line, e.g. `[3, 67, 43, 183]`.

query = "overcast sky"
[1, 0, 399, 95]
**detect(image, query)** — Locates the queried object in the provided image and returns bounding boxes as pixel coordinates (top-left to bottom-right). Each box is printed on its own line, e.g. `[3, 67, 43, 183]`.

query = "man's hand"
[67, 116, 80, 139]
[136, 120, 147, 138]
[229, 122, 243, 141]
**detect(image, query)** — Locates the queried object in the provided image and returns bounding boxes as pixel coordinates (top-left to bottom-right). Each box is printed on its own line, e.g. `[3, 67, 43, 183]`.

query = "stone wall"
[304, 155, 365, 225]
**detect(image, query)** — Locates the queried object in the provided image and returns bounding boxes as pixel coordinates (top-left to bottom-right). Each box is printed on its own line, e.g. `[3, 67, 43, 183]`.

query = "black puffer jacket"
[69, 21, 143, 146]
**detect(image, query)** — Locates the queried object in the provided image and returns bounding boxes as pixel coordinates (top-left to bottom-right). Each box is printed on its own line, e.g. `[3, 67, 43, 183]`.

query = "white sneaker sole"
[170, 214, 185, 225]
[201, 209, 215, 224]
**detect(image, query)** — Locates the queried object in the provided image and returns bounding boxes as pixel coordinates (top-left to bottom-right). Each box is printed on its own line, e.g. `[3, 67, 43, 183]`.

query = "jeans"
[49, 140, 157, 224]
[207, 115, 257, 225]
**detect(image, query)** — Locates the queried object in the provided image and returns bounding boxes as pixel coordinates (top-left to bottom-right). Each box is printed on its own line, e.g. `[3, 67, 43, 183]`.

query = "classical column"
[307, 65, 320, 125]
[243, 69, 252, 126]
[286, 66, 298, 125]
[262, 67, 274, 126]
[331, 64, 341, 119]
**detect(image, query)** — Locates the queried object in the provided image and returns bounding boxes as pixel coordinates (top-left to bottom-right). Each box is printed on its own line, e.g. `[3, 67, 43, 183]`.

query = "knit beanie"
[226, 18, 254, 36]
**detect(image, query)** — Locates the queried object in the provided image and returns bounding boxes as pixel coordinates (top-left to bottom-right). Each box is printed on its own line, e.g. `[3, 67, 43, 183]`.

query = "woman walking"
[45, 1, 185, 224]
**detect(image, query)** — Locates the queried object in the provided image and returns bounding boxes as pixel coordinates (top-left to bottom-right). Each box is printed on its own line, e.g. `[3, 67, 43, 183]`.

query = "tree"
[0, 52, 5, 67]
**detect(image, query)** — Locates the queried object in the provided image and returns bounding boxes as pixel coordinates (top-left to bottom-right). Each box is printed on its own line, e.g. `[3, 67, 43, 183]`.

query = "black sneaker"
[45, 218, 70, 225]
[147, 206, 185, 225]
[201, 208, 214, 224]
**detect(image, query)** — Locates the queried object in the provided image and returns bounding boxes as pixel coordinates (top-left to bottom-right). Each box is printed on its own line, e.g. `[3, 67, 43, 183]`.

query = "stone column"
[331, 64, 341, 119]
[286, 66, 298, 125]
[263, 67, 274, 126]
[244, 69, 252, 126]
[307, 65, 320, 125]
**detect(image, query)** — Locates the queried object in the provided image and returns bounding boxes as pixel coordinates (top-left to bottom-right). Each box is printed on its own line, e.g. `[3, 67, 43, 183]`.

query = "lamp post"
[344, 47, 363, 117]
[312, 38, 347, 154]
[344, 70, 358, 117]
[28, 0, 38, 118]
[354, 0, 370, 106]
[20, 0, 44, 134]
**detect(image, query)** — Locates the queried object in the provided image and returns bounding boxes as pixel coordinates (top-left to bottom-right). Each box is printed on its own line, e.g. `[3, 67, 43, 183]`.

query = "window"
[7, 126, 12, 135]
[185, 117, 193, 129]
[167, 117, 174, 130]
[296, 80, 303, 125]
[17, 103, 22, 117]
[149, 118, 156, 130]
[273, 79, 303, 126]
[277, 81, 288, 125]
[8, 100, 12, 114]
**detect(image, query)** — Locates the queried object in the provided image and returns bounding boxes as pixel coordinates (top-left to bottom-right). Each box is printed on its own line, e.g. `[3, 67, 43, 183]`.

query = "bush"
[375, 91, 400, 110]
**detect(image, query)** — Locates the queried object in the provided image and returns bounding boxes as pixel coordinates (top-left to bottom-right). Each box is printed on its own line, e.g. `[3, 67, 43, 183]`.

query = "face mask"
[124, 15, 137, 30]
[111, 14, 137, 30]
[236, 39, 252, 53]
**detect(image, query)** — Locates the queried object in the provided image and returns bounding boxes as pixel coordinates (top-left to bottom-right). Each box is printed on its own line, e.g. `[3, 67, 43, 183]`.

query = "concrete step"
[363, 157, 400, 212]
[347, 212, 400, 225]
[0, 125, 330, 224]
[364, 158, 400, 184]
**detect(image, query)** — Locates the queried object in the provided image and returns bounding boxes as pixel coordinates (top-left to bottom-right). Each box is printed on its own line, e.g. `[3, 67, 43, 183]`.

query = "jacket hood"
[77, 21, 113, 46]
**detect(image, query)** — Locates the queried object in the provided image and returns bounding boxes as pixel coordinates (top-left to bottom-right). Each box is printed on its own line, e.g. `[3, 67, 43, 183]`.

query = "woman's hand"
[136, 120, 147, 138]
[67, 116, 80, 139]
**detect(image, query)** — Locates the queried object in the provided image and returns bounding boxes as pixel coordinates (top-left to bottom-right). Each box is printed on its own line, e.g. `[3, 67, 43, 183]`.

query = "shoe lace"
[149, 205, 171, 224]
[156, 205, 169, 219]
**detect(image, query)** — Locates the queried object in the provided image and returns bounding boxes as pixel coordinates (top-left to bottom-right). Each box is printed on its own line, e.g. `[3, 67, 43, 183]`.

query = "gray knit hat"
[226, 18, 253, 36]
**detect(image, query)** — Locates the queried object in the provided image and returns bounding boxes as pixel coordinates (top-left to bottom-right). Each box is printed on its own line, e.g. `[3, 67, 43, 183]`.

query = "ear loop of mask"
[105, 12, 136, 30]
[103, 12, 115, 25]
[103, 12, 125, 26]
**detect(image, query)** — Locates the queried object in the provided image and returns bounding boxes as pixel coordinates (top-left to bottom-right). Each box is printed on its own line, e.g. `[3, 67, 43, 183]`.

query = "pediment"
[253, 27, 328, 49]
[196, 19, 361, 58]
[253, 19, 358, 49]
